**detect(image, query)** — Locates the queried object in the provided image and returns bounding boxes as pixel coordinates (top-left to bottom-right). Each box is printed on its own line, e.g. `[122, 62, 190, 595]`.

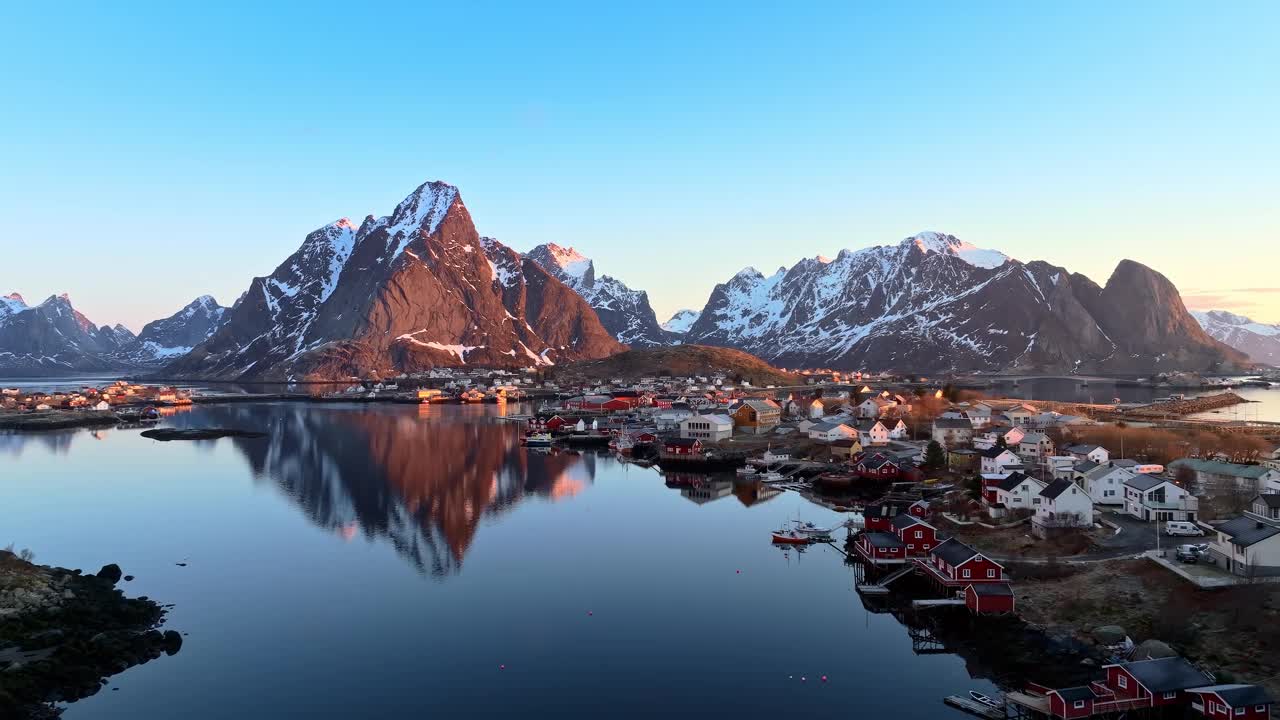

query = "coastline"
[0, 551, 181, 719]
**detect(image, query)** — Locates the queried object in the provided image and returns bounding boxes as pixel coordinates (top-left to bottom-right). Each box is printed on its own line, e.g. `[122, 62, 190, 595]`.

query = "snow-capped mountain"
[1192, 311, 1280, 366]
[661, 309, 701, 335]
[0, 293, 137, 375]
[165, 181, 624, 380]
[683, 232, 1247, 373]
[114, 295, 231, 366]
[525, 243, 669, 347]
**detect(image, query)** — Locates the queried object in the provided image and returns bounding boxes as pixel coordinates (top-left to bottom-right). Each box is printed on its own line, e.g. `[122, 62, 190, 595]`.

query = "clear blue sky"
[2, 1, 1277, 330]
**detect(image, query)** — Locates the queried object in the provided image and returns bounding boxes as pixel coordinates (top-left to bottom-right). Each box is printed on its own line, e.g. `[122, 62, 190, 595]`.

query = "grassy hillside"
[553, 345, 801, 387]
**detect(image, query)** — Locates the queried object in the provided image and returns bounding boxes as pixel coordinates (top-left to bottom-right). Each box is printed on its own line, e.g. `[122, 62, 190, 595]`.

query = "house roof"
[969, 582, 1012, 597]
[890, 514, 929, 531]
[1255, 494, 1280, 509]
[1067, 444, 1103, 454]
[1074, 460, 1101, 474]
[830, 438, 859, 448]
[995, 472, 1036, 492]
[981, 446, 1015, 459]
[1170, 458, 1276, 480]
[863, 532, 906, 549]
[854, 419, 885, 432]
[933, 417, 973, 429]
[859, 454, 899, 471]
[1020, 432, 1049, 443]
[1053, 686, 1099, 702]
[666, 438, 701, 447]
[740, 399, 780, 413]
[1039, 478, 1077, 500]
[930, 538, 981, 566]
[1115, 657, 1212, 693]
[1216, 516, 1280, 547]
[1188, 684, 1275, 707]
[810, 421, 851, 433]
[1123, 474, 1171, 491]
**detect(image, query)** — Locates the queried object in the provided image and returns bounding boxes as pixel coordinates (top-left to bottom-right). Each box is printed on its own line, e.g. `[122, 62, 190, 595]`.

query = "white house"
[679, 414, 734, 441]
[1033, 478, 1095, 534]
[975, 425, 1026, 450]
[1207, 495, 1280, 576]
[1017, 432, 1055, 464]
[653, 408, 696, 431]
[980, 446, 1023, 475]
[1047, 456, 1079, 480]
[1079, 464, 1137, 506]
[1066, 444, 1110, 465]
[92, 400, 111, 411]
[856, 397, 894, 418]
[808, 421, 857, 443]
[1123, 474, 1199, 523]
[807, 398, 826, 419]
[885, 418, 909, 440]
[993, 473, 1047, 516]
[855, 419, 890, 447]
[762, 449, 791, 464]
[966, 403, 993, 428]
[931, 417, 974, 448]
[1001, 404, 1039, 426]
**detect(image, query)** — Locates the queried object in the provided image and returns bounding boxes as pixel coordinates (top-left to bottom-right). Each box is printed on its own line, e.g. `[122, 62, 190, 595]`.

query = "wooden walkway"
[913, 598, 965, 609]
[943, 695, 1006, 719]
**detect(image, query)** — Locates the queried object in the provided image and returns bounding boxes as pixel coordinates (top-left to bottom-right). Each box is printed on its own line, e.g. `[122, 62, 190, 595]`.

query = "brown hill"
[551, 345, 801, 386]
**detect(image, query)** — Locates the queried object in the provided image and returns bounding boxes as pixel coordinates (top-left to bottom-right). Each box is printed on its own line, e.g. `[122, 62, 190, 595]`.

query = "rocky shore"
[0, 411, 122, 432]
[1130, 392, 1246, 417]
[0, 551, 181, 719]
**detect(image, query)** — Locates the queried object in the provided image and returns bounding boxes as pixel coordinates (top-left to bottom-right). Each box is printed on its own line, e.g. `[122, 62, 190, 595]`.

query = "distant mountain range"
[1192, 311, 1280, 366]
[0, 181, 1263, 378]
[0, 293, 229, 377]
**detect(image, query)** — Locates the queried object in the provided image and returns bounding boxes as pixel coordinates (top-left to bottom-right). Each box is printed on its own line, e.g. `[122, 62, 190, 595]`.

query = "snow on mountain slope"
[0, 294, 136, 375]
[526, 243, 669, 347]
[113, 295, 231, 365]
[661, 309, 701, 334]
[683, 232, 1243, 374]
[1193, 310, 1280, 365]
[165, 181, 623, 380]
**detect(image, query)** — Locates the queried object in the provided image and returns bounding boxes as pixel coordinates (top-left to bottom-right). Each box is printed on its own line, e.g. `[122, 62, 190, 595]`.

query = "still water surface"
[3, 402, 996, 718]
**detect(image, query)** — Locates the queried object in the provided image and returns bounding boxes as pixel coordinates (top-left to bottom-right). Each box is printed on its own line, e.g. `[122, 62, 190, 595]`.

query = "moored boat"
[770, 527, 810, 544]
[522, 432, 553, 447]
[969, 691, 1000, 708]
[790, 520, 834, 539]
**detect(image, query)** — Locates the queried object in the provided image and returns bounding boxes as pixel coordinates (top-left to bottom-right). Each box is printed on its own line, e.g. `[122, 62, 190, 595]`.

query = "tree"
[924, 440, 946, 470]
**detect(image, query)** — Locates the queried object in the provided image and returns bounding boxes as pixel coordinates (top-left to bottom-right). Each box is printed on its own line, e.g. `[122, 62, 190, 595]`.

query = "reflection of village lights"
[339, 522, 359, 541]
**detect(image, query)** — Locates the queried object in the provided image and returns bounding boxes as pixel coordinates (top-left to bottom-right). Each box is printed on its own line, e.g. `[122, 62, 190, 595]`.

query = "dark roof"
[1118, 657, 1212, 693]
[863, 532, 906, 549]
[1255, 494, 1280, 509]
[859, 454, 899, 470]
[665, 438, 701, 447]
[969, 582, 1013, 597]
[995, 471, 1033, 492]
[1067, 444, 1102, 454]
[1217, 516, 1280, 547]
[1123, 474, 1169, 492]
[1189, 684, 1275, 707]
[890, 514, 928, 531]
[981, 446, 1014, 459]
[1040, 478, 1077, 500]
[1074, 460, 1101, 474]
[865, 501, 908, 518]
[830, 439, 859, 448]
[930, 538, 980, 566]
[933, 417, 973, 429]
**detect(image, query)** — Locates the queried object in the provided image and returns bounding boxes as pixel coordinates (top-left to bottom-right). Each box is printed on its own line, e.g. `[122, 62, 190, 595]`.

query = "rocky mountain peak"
[901, 232, 1010, 269]
[387, 180, 460, 239]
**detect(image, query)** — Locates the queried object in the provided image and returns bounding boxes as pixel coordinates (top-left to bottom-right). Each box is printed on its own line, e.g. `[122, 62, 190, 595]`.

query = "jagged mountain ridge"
[0, 292, 232, 375]
[1193, 310, 1280, 366]
[524, 243, 672, 347]
[661, 309, 701, 335]
[164, 181, 625, 380]
[682, 232, 1248, 373]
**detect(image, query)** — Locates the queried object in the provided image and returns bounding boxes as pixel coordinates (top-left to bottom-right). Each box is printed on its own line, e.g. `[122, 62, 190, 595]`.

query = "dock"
[855, 564, 915, 595]
[913, 598, 966, 609]
[943, 695, 1006, 720]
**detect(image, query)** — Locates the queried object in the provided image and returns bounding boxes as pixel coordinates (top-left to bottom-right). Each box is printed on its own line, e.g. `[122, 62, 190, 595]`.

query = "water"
[2, 402, 997, 718]
[985, 378, 1280, 422]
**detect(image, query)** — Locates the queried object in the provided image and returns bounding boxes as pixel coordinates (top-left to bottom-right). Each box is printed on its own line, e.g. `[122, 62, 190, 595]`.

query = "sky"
[2, 1, 1278, 331]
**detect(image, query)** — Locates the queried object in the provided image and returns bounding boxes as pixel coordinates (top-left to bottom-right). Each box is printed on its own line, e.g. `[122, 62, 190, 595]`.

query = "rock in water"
[96, 564, 123, 584]
[162, 630, 183, 655]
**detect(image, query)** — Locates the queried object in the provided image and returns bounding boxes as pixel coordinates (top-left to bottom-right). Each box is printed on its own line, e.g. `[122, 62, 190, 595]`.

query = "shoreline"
[0, 552, 181, 719]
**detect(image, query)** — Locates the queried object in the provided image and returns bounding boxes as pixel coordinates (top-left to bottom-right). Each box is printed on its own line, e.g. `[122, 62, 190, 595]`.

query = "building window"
[1235, 708, 1245, 717]
[1117, 676, 1127, 689]
[962, 569, 971, 578]
[1073, 700, 1086, 709]
[907, 544, 915, 550]
[1163, 692, 1177, 700]
[915, 531, 923, 539]
[987, 569, 996, 578]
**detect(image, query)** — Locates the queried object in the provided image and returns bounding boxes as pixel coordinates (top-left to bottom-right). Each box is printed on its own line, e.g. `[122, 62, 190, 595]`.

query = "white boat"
[522, 432, 553, 447]
[969, 691, 1000, 708]
[760, 471, 784, 481]
[789, 520, 834, 539]
[736, 466, 758, 476]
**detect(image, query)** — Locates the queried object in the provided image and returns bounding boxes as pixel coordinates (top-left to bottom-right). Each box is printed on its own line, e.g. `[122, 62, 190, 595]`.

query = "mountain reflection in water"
[165, 402, 595, 577]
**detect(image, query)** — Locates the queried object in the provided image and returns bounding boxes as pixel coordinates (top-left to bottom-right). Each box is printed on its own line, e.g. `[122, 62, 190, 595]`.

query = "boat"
[760, 471, 784, 482]
[770, 527, 811, 544]
[969, 691, 1001, 709]
[790, 520, 834, 539]
[460, 389, 485, 403]
[522, 432, 553, 447]
[736, 466, 759, 476]
[610, 434, 635, 455]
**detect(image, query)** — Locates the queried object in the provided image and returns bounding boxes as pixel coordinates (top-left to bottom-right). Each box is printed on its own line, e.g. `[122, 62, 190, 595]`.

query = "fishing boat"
[790, 520, 834, 540]
[969, 691, 1001, 709]
[770, 527, 811, 545]
[760, 470, 784, 482]
[522, 432, 553, 447]
[736, 466, 759, 476]
[609, 434, 635, 455]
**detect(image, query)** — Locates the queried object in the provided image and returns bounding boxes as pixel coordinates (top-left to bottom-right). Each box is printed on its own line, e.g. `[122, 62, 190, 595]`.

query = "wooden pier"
[913, 598, 965, 609]
[943, 695, 1006, 720]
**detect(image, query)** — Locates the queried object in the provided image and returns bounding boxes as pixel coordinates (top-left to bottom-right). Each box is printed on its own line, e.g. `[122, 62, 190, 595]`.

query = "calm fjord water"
[3, 402, 993, 718]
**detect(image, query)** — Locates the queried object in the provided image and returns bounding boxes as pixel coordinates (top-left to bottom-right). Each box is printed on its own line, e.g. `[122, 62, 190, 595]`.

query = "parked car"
[1166, 521, 1204, 537]
[1175, 545, 1200, 563]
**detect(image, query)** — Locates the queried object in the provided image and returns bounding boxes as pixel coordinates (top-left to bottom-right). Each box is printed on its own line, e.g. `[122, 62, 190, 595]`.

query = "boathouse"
[964, 583, 1014, 616]
[1011, 656, 1231, 719]
[1187, 684, 1275, 719]
[855, 453, 901, 480]
[917, 538, 1006, 587]
[853, 532, 908, 565]
[890, 515, 939, 557]
[663, 438, 703, 456]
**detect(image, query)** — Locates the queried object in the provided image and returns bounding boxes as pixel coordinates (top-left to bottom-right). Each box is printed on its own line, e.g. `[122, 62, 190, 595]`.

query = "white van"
[1165, 521, 1203, 537]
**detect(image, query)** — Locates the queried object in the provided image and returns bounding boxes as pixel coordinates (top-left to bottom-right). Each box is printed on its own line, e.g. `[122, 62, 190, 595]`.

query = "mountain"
[0, 294, 136, 376]
[1192, 311, 1280, 366]
[165, 181, 625, 381]
[661, 309, 700, 335]
[114, 295, 231, 366]
[552, 345, 801, 387]
[525, 243, 671, 346]
[683, 232, 1248, 374]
